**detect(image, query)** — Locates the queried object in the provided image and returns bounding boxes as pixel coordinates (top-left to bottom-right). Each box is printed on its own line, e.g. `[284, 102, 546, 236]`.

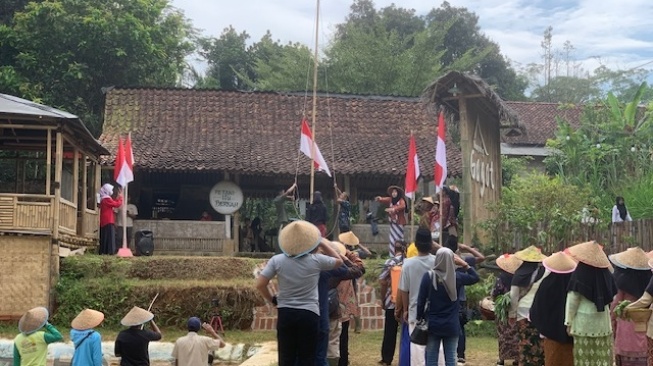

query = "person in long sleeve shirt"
[14, 307, 63, 366]
[99, 183, 123, 255]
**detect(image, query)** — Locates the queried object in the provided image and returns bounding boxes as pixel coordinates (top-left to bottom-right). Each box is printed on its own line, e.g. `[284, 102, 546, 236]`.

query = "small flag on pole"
[114, 136, 134, 187]
[434, 111, 447, 190]
[404, 134, 420, 199]
[299, 118, 332, 177]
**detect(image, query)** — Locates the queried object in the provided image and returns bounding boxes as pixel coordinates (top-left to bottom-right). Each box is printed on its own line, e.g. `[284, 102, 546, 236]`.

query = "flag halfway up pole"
[299, 118, 332, 177]
[404, 133, 420, 199]
[114, 137, 134, 187]
[434, 111, 447, 191]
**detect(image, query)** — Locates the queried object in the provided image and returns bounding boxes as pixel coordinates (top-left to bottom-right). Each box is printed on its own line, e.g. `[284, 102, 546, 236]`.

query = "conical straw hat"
[18, 307, 49, 334]
[387, 185, 404, 196]
[338, 231, 359, 246]
[330, 241, 347, 256]
[71, 309, 105, 330]
[514, 245, 547, 262]
[609, 247, 651, 270]
[566, 241, 610, 268]
[121, 306, 154, 327]
[543, 252, 577, 274]
[647, 250, 653, 259]
[278, 220, 321, 257]
[496, 254, 523, 274]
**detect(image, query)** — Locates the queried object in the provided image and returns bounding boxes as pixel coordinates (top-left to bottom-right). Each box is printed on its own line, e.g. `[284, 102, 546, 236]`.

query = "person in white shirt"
[172, 317, 224, 366]
[116, 198, 138, 248]
[612, 196, 632, 223]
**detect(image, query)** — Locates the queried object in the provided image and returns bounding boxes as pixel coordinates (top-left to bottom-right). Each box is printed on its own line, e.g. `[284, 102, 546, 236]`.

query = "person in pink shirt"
[99, 183, 123, 255]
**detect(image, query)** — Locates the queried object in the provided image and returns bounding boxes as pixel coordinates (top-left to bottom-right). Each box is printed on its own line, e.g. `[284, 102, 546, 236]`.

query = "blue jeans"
[426, 334, 458, 366]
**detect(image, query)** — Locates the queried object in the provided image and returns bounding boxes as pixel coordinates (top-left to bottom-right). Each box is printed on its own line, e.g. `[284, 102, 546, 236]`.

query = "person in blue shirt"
[455, 244, 485, 365]
[416, 248, 479, 366]
[70, 309, 105, 366]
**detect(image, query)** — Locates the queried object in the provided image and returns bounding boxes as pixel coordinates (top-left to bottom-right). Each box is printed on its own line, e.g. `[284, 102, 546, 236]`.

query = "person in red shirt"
[99, 183, 123, 255]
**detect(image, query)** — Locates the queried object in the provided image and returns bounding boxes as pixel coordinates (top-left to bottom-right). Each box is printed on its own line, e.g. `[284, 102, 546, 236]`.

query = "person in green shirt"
[13, 307, 63, 366]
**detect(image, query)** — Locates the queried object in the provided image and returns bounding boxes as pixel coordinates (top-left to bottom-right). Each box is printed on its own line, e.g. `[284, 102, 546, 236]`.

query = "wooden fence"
[504, 219, 653, 254]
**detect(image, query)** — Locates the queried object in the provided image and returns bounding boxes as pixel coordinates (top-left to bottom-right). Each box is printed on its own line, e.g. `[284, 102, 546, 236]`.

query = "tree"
[0, 0, 194, 135]
[200, 26, 252, 90]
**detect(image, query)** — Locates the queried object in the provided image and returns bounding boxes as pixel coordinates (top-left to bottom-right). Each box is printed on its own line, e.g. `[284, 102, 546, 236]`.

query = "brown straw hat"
[609, 247, 651, 270]
[278, 220, 321, 257]
[18, 307, 49, 334]
[496, 254, 523, 274]
[338, 231, 360, 246]
[514, 245, 547, 262]
[543, 252, 577, 274]
[121, 306, 154, 327]
[71, 309, 105, 330]
[566, 241, 611, 268]
[330, 241, 347, 256]
[648, 250, 653, 259]
[387, 185, 404, 196]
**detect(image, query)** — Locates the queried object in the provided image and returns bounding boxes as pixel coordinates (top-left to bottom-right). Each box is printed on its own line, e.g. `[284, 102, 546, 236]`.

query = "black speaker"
[135, 230, 154, 256]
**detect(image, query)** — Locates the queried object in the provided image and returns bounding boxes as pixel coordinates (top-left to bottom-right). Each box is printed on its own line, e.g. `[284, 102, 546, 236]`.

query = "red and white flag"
[114, 136, 134, 187]
[299, 118, 331, 177]
[434, 111, 447, 190]
[404, 134, 420, 199]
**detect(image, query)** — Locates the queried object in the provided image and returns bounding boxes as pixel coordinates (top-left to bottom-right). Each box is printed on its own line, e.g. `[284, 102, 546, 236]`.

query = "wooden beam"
[459, 98, 472, 245]
[53, 130, 63, 240]
[94, 161, 101, 210]
[82, 154, 88, 234]
[442, 93, 484, 101]
[0, 124, 55, 130]
[72, 147, 79, 205]
[46, 129, 51, 195]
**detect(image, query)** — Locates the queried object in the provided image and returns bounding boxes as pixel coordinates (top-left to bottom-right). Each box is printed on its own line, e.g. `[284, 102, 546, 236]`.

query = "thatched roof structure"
[422, 71, 523, 132]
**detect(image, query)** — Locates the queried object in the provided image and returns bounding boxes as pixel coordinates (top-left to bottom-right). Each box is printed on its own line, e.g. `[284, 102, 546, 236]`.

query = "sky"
[172, 0, 653, 79]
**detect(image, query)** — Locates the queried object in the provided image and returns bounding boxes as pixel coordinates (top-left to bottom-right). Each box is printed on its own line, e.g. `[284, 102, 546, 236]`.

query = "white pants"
[328, 319, 342, 358]
[409, 322, 445, 366]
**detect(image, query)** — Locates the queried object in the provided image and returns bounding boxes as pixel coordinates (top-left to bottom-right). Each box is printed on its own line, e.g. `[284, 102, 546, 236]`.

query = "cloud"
[172, 0, 653, 78]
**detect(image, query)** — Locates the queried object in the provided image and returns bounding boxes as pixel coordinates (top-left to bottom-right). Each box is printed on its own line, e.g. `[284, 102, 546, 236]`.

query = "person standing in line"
[13, 307, 63, 366]
[99, 183, 123, 255]
[114, 306, 163, 366]
[335, 185, 352, 233]
[116, 196, 138, 249]
[376, 186, 407, 256]
[70, 309, 105, 366]
[396, 228, 436, 366]
[625, 259, 653, 366]
[306, 191, 329, 237]
[256, 221, 343, 366]
[529, 252, 578, 366]
[612, 196, 633, 223]
[378, 240, 408, 366]
[455, 244, 485, 365]
[171, 317, 225, 366]
[416, 248, 479, 366]
[493, 254, 523, 366]
[565, 241, 617, 366]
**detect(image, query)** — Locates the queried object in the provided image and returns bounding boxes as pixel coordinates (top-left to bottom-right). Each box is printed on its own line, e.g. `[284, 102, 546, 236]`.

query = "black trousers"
[115, 226, 133, 248]
[381, 308, 399, 364]
[277, 308, 319, 366]
[339, 320, 350, 366]
[458, 301, 468, 359]
[99, 224, 116, 255]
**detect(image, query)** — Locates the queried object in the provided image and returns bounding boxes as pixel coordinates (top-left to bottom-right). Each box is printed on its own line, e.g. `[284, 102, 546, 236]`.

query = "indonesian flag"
[114, 136, 134, 187]
[434, 111, 447, 190]
[404, 134, 420, 199]
[299, 118, 331, 177]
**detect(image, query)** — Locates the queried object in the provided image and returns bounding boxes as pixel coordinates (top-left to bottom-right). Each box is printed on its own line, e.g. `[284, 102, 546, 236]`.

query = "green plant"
[465, 272, 495, 311]
[614, 300, 631, 318]
[494, 293, 511, 324]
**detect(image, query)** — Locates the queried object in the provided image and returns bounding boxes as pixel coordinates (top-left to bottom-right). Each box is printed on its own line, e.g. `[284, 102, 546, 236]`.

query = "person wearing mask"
[13, 307, 63, 366]
[376, 186, 407, 256]
[378, 240, 407, 366]
[609, 247, 652, 366]
[508, 245, 548, 366]
[114, 306, 163, 366]
[70, 309, 105, 366]
[306, 191, 329, 237]
[396, 228, 436, 366]
[256, 221, 343, 366]
[417, 248, 479, 366]
[612, 196, 633, 223]
[529, 252, 578, 366]
[171, 317, 225, 366]
[99, 183, 123, 255]
[565, 241, 617, 366]
[493, 254, 523, 366]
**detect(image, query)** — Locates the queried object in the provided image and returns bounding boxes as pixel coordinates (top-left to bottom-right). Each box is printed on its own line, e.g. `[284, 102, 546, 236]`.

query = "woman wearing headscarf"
[530, 252, 578, 366]
[508, 246, 548, 366]
[376, 186, 407, 256]
[565, 241, 618, 366]
[99, 183, 122, 255]
[625, 259, 653, 366]
[613, 196, 633, 223]
[493, 254, 523, 366]
[307, 191, 329, 237]
[609, 247, 652, 366]
[416, 247, 479, 366]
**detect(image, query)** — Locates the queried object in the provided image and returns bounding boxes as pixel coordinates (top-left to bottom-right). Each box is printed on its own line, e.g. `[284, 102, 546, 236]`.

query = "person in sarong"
[376, 186, 407, 256]
[493, 254, 522, 366]
[565, 241, 617, 366]
[626, 264, 653, 366]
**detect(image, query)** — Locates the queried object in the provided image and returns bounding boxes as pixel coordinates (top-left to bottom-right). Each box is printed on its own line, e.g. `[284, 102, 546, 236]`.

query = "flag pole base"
[117, 247, 134, 257]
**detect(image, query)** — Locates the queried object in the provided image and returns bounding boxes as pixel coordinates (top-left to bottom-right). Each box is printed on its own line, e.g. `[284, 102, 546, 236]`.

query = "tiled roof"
[100, 89, 463, 178]
[503, 102, 583, 145]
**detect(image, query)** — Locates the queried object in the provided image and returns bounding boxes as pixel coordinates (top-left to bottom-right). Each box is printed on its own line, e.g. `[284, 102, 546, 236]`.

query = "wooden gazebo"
[0, 94, 108, 318]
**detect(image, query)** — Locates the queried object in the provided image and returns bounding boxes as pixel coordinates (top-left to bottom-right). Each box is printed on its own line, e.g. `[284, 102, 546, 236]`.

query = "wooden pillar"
[233, 173, 241, 254]
[46, 129, 52, 195]
[52, 131, 63, 240]
[72, 148, 79, 205]
[81, 154, 88, 235]
[459, 98, 472, 245]
[94, 160, 101, 209]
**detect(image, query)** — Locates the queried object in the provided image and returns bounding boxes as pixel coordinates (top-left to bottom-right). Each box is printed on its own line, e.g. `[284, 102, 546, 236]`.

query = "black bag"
[410, 271, 433, 346]
[328, 288, 340, 318]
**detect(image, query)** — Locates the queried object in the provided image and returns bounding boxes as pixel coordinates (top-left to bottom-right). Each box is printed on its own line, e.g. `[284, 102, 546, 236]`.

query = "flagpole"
[117, 133, 134, 257]
[309, 0, 320, 205]
[439, 188, 444, 247]
[410, 130, 415, 241]
[122, 184, 128, 249]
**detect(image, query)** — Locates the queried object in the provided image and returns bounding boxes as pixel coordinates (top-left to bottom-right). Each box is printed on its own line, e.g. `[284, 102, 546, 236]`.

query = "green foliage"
[501, 156, 532, 187]
[494, 293, 510, 325]
[464, 272, 495, 312]
[464, 320, 497, 337]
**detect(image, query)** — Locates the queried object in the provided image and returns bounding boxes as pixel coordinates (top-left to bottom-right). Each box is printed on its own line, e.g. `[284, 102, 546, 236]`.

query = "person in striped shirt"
[378, 240, 407, 366]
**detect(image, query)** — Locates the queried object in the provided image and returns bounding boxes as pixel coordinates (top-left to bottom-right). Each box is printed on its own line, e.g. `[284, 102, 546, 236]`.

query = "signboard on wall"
[209, 181, 243, 214]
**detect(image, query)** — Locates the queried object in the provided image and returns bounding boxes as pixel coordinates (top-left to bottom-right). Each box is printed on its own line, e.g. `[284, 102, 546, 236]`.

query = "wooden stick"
[439, 189, 444, 247]
[309, 0, 320, 205]
[141, 293, 160, 330]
